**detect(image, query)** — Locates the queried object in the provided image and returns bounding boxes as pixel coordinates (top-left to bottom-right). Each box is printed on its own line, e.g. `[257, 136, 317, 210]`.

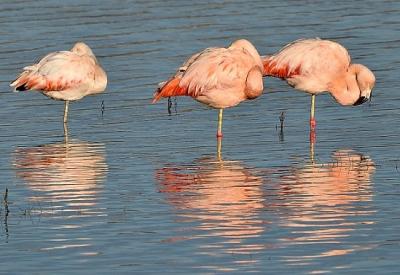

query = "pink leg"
[310, 128, 316, 144]
[310, 94, 316, 131]
[216, 109, 223, 138]
[310, 118, 316, 131]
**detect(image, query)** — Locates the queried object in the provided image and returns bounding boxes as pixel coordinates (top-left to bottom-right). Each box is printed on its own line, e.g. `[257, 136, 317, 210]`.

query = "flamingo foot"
[310, 118, 316, 131]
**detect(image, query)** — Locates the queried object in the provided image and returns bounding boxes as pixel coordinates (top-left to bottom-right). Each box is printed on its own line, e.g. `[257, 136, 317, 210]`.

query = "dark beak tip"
[353, 96, 368, 106]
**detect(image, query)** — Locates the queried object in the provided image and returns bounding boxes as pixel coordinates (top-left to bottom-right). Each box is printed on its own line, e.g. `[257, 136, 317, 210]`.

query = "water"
[0, 0, 399, 273]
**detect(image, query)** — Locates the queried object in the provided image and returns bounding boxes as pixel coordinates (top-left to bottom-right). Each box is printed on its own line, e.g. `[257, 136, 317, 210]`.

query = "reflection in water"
[1, 188, 10, 241]
[156, 157, 265, 268]
[14, 141, 108, 217]
[13, 140, 108, 252]
[276, 149, 376, 266]
[156, 149, 376, 272]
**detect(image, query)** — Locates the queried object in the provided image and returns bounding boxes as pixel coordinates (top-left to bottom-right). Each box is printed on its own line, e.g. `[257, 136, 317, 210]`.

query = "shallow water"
[1, 0, 400, 273]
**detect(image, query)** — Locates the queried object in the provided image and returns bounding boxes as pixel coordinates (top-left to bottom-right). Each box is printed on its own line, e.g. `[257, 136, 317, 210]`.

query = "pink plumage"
[153, 39, 264, 109]
[153, 39, 264, 137]
[11, 42, 107, 101]
[262, 38, 375, 106]
[10, 42, 107, 124]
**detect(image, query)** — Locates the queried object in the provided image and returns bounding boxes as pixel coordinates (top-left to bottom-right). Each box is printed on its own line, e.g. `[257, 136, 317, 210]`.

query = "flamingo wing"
[177, 47, 219, 75]
[263, 38, 351, 79]
[179, 47, 254, 97]
[152, 48, 218, 102]
[153, 47, 254, 102]
[11, 51, 96, 92]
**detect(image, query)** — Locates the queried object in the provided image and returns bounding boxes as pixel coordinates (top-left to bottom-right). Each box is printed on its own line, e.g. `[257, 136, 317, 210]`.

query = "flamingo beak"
[354, 87, 372, 106]
[353, 96, 369, 106]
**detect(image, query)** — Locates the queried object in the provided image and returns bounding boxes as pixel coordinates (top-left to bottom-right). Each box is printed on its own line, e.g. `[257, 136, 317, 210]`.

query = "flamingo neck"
[348, 64, 365, 75]
[329, 70, 360, 106]
[92, 66, 108, 93]
[244, 66, 263, 100]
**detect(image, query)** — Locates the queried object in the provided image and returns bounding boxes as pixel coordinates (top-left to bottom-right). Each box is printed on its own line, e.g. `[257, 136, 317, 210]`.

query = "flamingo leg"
[310, 94, 316, 130]
[216, 109, 224, 138]
[310, 138, 315, 164]
[63, 122, 69, 144]
[217, 137, 222, 161]
[309, 94, 317, 145]
[310, 95, 317, 130]
[63, 100, 70, 124]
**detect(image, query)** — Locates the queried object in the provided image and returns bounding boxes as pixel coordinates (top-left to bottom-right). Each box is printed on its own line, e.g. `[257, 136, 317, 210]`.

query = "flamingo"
[262, 38, 375, 131]
[276, 149, 375, 257]
[155, 157, 264, 245]
[10, 42, 107, 125]
[152, 39, 264, 137]
[14, 140, 107, 216]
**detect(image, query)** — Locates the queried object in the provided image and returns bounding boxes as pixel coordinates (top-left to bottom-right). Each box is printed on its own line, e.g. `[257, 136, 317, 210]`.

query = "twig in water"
[279, 111, 285, 130]
[3, 188, 7, 202]
[278, 111, 285, 142]
[173, 97, 178, 114]
[167, 97, 178, 115]
[3, 188, 8, 210]
[3, 188, 9, 239]
[167, 97, 172, 115]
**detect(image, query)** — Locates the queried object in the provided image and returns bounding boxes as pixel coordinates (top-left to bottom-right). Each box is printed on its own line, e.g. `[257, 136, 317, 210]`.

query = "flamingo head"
[351, 64, 376, 106]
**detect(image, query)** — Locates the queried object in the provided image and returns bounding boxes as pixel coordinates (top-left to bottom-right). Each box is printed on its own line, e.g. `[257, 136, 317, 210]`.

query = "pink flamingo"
[10, 42, 107, 124]
[152, 39, 264, 137]
[262, 38, 375, 131]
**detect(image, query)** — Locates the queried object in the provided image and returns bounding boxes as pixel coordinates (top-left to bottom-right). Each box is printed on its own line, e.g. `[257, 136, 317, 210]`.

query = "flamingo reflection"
[156, 157, 265, 259]
[14, 140, 108, 217]
[275, 149, 375, 264]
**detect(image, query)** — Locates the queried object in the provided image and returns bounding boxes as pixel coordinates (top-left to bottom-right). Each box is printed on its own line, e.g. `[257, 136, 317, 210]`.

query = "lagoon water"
[0, 0, 400, 273]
